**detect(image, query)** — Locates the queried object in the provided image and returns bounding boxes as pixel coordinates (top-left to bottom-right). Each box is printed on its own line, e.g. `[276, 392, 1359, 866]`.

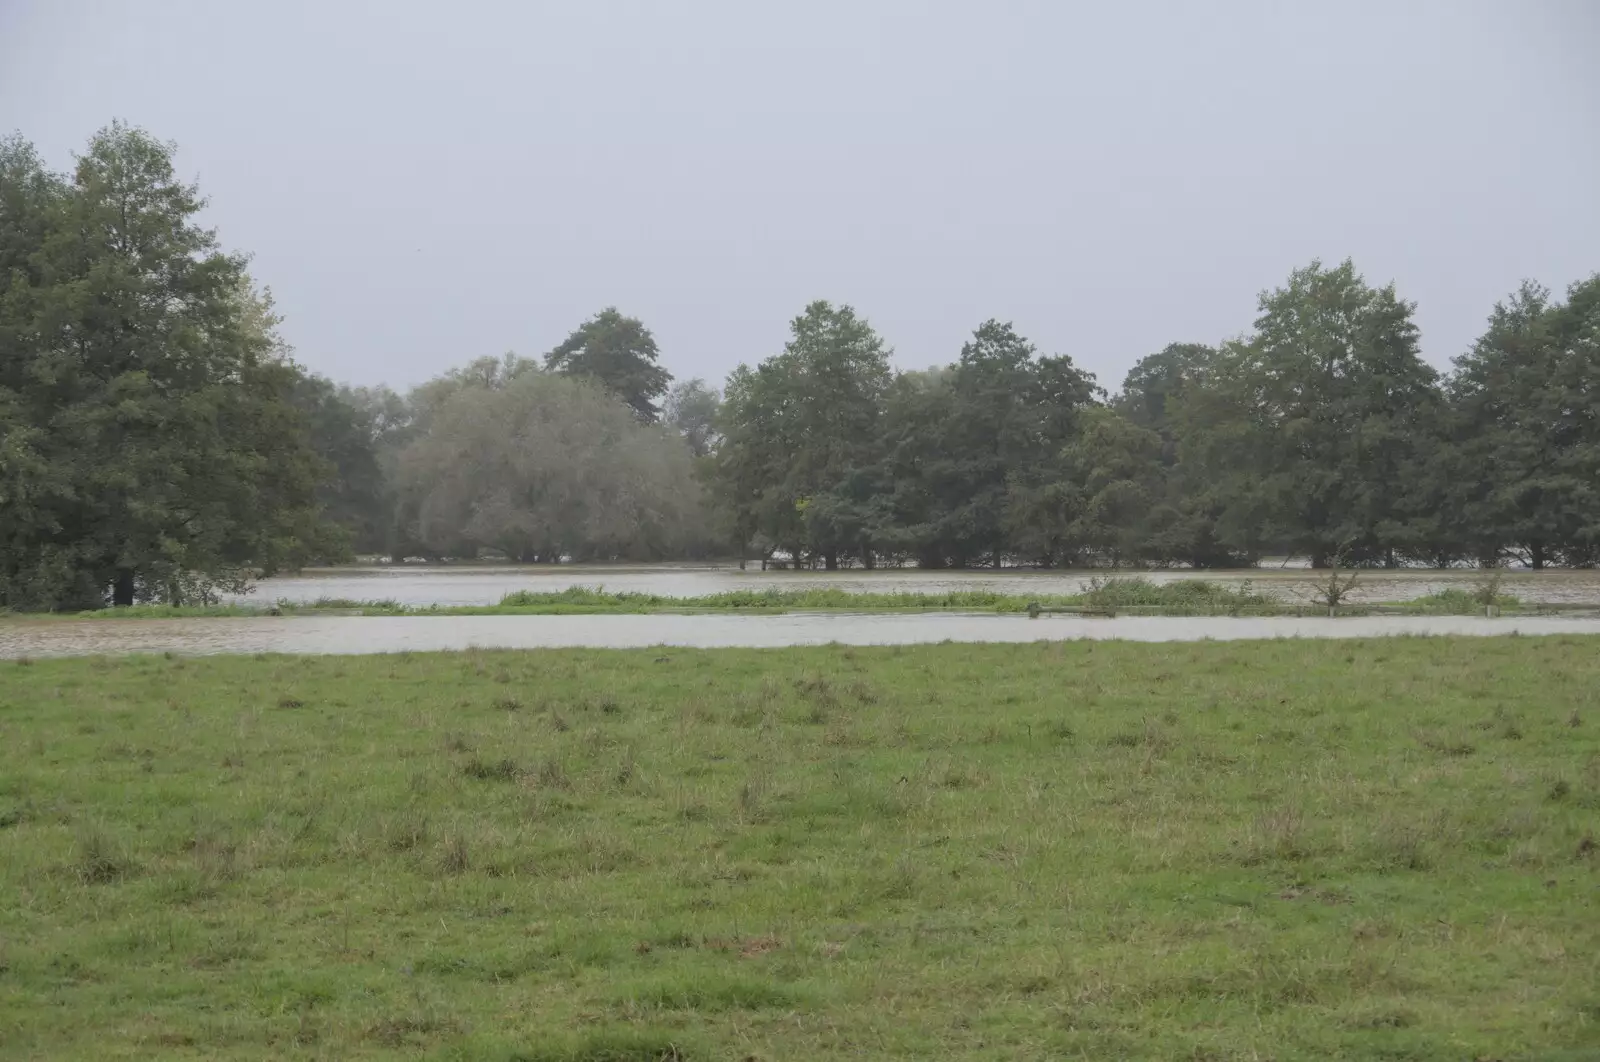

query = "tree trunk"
[113, 569, 135, 608]
[1529, 541, 1546, 571]
[824, 549, 838, 571]
[862, 545, 876, 570]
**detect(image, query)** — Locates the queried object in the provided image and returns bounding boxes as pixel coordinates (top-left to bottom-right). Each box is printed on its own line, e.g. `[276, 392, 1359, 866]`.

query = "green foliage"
[287, 374, 388, 554]
[1080, 576, 1278, 613]
[1, 639, 1597, 1058]
[883, 320, 1102, 568]
[1402, 587, 1522, 615]
[546, 307, 673, 422]
[662, 378, 721, 458]
[9, 121, 1600, 595]
[497, 585, 1060, 612]
[0, 124, 339, 610]
[1181, 260, 1444, 567]
[1446, 276, 1600, 568]
[714, 301, 895, 569]
[392, 371, 707, 563]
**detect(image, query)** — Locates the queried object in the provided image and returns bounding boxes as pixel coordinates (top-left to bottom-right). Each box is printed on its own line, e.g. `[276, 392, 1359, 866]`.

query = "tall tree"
[0, 124, 336, 609]
[1195, 260, 1443, 567]
[715, 301, 893, 569]
[877, 322, 1099, 567]
[1448, 277, 1600, 568]
[546, 307, 672, 422]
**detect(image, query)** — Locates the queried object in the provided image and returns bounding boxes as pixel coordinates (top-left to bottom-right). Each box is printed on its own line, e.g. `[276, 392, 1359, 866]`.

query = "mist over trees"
[4, 122, 1598, 610]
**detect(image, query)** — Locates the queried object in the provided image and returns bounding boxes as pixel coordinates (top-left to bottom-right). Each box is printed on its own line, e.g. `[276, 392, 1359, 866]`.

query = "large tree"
[1111, 343, 1249, 567]
[1192, 260, 1443, 567]
[876, 322, 1100, 567]
[393, 371, 704, 562]
[1447, 276, 1600, 568]
[714, 301, 893, 569]
[545, 307, 672, 422]
[0, 124, 336, 609]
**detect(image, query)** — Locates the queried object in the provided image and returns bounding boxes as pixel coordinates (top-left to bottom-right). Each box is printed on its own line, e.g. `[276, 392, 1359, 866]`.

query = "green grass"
[1399, 587, 1523, 614]
[1, 639, 1598, 1059]
[498, 585, 1062, 612]
[4, 577, 1547, 619]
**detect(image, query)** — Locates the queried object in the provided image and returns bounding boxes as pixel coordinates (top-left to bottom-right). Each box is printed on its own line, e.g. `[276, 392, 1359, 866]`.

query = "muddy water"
[4, 613, 1599, 658]
[234, 564, 1600, 608]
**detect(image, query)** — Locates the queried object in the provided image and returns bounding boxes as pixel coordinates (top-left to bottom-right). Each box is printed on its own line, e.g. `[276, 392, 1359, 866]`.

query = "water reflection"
[233, 564, 1600, 608]
[3, 612, 1598, 658]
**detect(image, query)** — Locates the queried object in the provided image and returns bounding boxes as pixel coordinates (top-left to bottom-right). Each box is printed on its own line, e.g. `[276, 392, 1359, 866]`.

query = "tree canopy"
[545, 307, 673, 422]
[0, 124, 337, 609]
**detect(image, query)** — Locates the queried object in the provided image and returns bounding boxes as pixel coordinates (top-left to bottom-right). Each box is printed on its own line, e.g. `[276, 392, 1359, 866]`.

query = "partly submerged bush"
[1082, 577, 1279, 614]
[1403, 587, 1521, 615]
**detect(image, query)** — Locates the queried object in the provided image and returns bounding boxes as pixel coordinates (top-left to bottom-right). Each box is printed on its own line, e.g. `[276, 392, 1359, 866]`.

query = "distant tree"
[546, 308, 672, 422]
[0, 124, 337, 610]
[1059, 408, 1167, 566]
[287, 373, 388, 555]
[663, 378, 722, 458]
[1190, 260, 1444, 567]
[394, 372, 704, 562]
[714, 301, 893, 569]
[1115, 343, 1215, 460]
[876, 321, 1099, 567]
[1447, 276, 1600, 568]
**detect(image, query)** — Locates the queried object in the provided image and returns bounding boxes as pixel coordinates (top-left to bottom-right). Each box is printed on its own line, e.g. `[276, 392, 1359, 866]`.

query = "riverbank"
[0, 579, 1553, 619]
[2, 640, 1597, 1059]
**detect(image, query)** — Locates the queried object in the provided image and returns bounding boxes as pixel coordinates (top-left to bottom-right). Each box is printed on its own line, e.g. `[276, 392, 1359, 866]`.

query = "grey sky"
[2, 1, 1596, 392]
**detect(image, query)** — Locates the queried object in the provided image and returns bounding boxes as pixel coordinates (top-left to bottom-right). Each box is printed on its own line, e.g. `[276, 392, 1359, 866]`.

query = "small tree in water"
[1303, 553, 1360, 617]
[1470, 566, 1506, 617]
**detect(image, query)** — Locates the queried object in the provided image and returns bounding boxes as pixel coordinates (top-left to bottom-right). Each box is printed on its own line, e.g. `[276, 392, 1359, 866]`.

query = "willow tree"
[394, 370, 705, 562]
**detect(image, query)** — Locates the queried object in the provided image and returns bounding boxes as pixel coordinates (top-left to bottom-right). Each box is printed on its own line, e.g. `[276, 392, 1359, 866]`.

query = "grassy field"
[1, 577, 1535, 619]
[1, 638, 1597, 1060]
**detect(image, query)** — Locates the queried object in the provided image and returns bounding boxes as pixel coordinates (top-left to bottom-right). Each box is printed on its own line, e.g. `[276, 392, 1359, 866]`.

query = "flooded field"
[234, 563, 1600, 608]
[4, 612, 1600, 658]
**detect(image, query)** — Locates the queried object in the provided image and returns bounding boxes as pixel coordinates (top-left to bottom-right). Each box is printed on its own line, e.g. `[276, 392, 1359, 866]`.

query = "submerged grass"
[3, 577, 1557, 619]
[1, 638, 1598, 1058]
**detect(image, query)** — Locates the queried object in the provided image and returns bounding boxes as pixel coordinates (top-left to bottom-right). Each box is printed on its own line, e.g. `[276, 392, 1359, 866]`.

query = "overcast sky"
[2, 1, 1597, 391]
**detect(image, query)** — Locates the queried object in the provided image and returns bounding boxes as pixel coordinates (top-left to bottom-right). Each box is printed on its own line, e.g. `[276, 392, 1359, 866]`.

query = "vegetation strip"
[1, 577, 1561, 620]
[2, 638, 1597, 1059]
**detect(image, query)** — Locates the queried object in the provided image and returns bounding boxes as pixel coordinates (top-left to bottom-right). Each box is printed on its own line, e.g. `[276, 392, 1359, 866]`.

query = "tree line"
[3, 124, 1597, 609]
[713, 267, 1598, 572]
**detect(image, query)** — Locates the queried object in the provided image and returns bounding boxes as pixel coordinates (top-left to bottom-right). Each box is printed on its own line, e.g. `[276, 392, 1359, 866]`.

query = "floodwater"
[4, 612, 1599, 658]
[232, 563, 1600, 608]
